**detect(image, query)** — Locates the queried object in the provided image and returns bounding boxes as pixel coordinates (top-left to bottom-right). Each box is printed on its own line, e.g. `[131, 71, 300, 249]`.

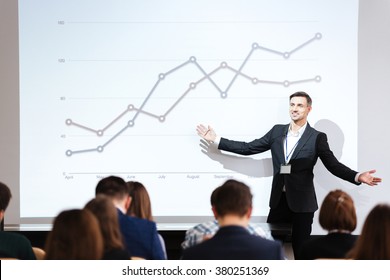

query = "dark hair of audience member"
[0, 181, 12, 211]
[213, 179, 252, 217]
[346, 203, 390, 259]
[44, 209, 104, 260]
[84, 195, 128, 257]
[95, 175, 128, 199]
[126, 181, 153, 220]
[319, 189, 357, 232]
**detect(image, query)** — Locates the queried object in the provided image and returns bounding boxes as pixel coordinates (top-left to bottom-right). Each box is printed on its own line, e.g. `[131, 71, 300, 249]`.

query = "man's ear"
[246, 207, 253, 219]
[211, 206, 218, 219]
[124, 196, 132, 211]
[0, 210, 4, 222]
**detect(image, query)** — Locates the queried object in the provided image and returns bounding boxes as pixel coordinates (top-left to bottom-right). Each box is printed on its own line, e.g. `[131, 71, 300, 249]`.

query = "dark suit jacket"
[298, 232, 357, 259]
[181, 225, 285, 260]
[218, 123, 359, 212]
[117, 210, 165, 260]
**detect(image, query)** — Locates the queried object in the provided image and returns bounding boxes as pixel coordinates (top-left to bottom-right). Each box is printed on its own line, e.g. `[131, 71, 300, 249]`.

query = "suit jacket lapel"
[278, 124, 290, 163]
[290, 123, 314, 160]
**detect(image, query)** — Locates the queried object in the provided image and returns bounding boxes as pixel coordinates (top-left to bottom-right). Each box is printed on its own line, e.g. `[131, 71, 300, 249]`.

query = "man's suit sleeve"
[317, 132, 360, 185]
[218, 126, 278, 155]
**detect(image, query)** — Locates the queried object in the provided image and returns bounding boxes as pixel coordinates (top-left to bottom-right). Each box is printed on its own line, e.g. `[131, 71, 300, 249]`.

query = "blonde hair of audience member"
[126, 181, 153, 220]
[44, 209, 104, 260]
[319, 189, 356, 232]
[84, 195, 126, 253]
[347, 203, 390, 260]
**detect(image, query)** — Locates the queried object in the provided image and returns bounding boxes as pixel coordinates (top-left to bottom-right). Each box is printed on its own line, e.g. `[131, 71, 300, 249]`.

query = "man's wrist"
[355, 172, 362, 183]
[213, 136, 221, 145]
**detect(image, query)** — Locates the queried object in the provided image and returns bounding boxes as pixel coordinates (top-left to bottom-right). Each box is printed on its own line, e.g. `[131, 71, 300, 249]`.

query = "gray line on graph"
[66, 33, 322, 155]
[223, 47, 256, 98]
[132, 107, 161, 119]
[288, 33, 322, 57]
[131, 79, 161, 123]
[101, 125, 129, 148]
[193, 60, 224, 95]
[65, 119, 98, 134]
[101, 108, 129, 134]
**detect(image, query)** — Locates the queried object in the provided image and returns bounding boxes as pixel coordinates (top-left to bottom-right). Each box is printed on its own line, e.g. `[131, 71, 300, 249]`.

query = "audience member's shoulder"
[0, 231, 33, 245]
[248, 233, 283, 249]
[0, 231, 36, 259]
[127, 215, 157, 229]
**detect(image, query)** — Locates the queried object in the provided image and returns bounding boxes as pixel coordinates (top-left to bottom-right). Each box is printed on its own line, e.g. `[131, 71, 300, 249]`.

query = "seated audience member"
[298, 189, 357, 259]
[181, 179, 285, 260]
[44, 209, 103, 260]
[126, 181, 153, 219]
[84, 195, 130, 260]
[346, 203, 390, 260]
[126, 181, 167, 259]
[0, 181, 36, 260]
[181, 184, 273, 250]
[96, 176, 165, 260]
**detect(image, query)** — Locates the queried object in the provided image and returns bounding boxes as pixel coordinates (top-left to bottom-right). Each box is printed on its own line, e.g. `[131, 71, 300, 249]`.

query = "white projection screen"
[0, 0, 389, 234]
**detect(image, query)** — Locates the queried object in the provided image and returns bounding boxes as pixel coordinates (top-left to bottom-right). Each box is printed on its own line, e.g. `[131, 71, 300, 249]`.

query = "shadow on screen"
[199, 139, 273, 178]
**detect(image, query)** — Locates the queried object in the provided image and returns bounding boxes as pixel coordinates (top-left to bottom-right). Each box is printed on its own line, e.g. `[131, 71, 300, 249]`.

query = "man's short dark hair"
[212, 179, 253, 217]
[289, 91, 312, 106]
[0, 181, 12, 211]
[95, 176, 128, 200]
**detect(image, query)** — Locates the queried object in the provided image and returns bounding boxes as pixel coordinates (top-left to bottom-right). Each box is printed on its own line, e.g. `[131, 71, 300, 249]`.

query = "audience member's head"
[84, 195, 125, 252]
[347, 203, 390, 259]
[211, 179, 253, 225]
[0, 181, 12, 220]
[319, 189, 357, 232]
[126, 181, 153, 220]
[95, 176, 130, 212]
[44, 209, 104, 260]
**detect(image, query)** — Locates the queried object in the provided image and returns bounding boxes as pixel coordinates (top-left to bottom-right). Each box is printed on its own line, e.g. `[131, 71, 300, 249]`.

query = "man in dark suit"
[196, 91, 381, 258]
[181, 179, 285, 260]
[95, 176, 165, 260]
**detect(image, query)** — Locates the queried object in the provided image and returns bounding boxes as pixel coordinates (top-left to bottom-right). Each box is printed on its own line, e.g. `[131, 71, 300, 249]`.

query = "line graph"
[65, 32, 322, 156]
[19, 0, 359, 222]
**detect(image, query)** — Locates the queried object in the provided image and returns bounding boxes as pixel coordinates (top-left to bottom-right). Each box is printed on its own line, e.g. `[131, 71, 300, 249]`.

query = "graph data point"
[159, 116, 166, 122]
[283, 52, 290, 59]
[252, 43, 259, 49]
[97, 146, 104, 152]
[189, 56, 196, 62]
[221, 62, 228, 68]
[252, 78, 258, 84]
[283, 80, 290, 87]
[315, 75, 322, 82]
[158, 73, 165, 80]
[97, 130, 104, 136]
[127, 104, 135, 111]
[190, 82, 197, 89]
[65, 150, 72, 157]
[221, 92, 228, 99]
[128, 120, 135, 127]
[65, 119, 72, 125]
[315, 33, 322, 39]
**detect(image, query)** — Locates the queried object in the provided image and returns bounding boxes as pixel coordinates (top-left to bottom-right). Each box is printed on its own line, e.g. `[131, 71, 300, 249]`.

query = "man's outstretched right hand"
[196, 124, 217, 143]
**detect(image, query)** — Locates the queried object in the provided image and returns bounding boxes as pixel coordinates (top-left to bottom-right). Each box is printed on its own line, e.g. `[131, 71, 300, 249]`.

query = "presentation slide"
[18, 0, 358, 226]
